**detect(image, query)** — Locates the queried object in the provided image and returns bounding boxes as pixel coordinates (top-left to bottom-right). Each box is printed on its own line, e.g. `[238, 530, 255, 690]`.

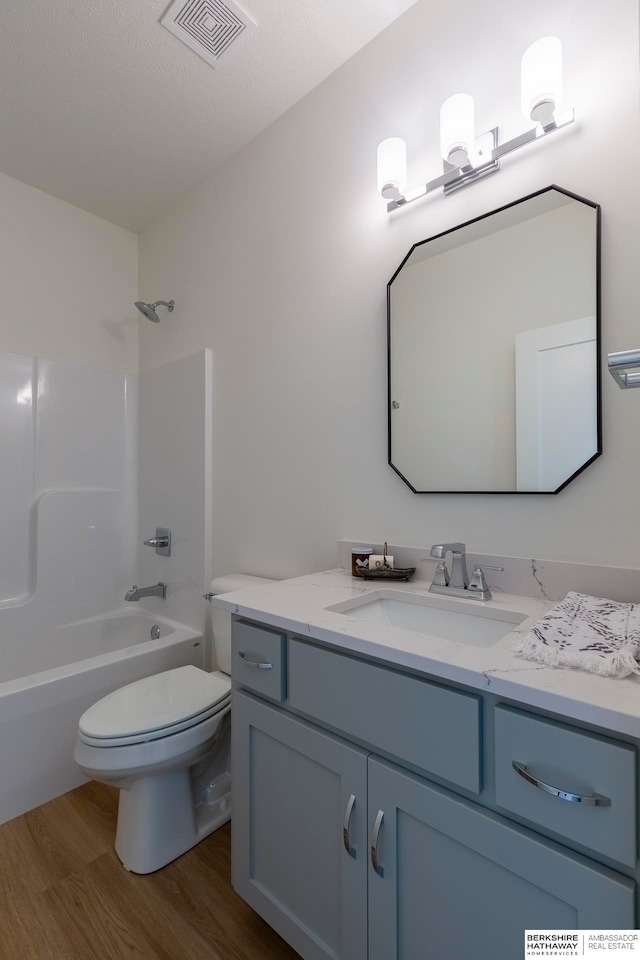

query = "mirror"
[388, 186, 601, 494]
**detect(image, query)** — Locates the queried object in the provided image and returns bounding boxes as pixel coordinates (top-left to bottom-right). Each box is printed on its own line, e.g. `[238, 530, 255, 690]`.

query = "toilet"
[74, 574, 274, 874]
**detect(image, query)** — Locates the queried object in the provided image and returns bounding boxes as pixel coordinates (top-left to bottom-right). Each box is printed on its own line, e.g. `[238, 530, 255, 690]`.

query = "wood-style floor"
[0, 781, 300, 960]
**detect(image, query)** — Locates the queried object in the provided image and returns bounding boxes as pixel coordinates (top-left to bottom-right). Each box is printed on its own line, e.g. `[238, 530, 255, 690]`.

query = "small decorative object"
[370, 543, 395, 571]
[361, 543, 414, 581]
[361, 566, 416, 582]
[351, 546, 374, 578]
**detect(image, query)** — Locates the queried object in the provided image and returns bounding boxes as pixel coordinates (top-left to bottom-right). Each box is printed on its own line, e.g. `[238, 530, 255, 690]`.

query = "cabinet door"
[368, 757, 635, 960]
[232, 690, 368, 960]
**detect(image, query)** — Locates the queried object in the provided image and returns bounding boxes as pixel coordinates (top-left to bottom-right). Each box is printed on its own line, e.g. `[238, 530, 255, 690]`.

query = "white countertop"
[213, 569, 640, 739]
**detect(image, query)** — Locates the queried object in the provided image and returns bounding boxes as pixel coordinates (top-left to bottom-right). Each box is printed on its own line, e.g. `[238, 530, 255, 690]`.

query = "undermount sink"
[326, 590, 527, 648]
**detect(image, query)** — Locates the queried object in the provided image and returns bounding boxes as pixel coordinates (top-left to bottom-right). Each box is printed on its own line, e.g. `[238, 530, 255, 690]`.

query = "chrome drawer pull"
[370, 809, 384, 876]
[238, 651, 273, 670]
[512, 761, 611, 806]
[343, 794, 356, 858]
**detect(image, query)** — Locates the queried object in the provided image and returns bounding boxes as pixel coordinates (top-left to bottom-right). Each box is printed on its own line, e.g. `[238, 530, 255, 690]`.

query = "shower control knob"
[143, 527, 172, 557]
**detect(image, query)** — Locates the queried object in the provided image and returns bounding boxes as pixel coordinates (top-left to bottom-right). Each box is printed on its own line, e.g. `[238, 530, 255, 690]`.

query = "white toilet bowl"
[74, 573, 275, 874]
[75, 665, 232, 874]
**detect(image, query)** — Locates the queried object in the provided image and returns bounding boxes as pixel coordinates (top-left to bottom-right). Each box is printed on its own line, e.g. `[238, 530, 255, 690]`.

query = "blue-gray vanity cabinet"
[231, 621, 637, 960]
[368, 756, 635, 960]
[232, 690, 368, 960]
[231, 620, 287, 702]
[288, 637, 482, 793]
[494, 705, 637, 868]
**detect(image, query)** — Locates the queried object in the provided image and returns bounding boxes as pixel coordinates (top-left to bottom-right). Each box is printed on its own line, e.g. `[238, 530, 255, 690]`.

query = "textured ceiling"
[0, 0, 418, 232]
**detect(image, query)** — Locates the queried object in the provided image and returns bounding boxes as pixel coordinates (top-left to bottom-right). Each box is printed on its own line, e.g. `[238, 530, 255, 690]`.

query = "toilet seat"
[78, 665, 231, 747]
[74, 705, 230, 782]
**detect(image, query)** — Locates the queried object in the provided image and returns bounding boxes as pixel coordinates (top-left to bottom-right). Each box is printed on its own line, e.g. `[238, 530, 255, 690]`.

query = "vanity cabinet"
[232, 690, 368, 960]
[231, 622, 636, 960]
[368, 757, 633, 960]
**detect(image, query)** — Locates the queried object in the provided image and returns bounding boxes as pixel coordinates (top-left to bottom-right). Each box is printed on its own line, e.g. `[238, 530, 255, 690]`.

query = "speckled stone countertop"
[213, 568, 640, 739]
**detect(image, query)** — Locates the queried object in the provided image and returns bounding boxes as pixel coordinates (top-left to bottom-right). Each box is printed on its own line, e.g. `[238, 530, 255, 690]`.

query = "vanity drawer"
[232, 621, 286, 703]
[288, 638, 482, 793]
[495, 705, 636, 867]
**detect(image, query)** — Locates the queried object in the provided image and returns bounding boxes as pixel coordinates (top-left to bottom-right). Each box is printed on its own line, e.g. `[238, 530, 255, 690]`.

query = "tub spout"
[124, 583, 167, 601]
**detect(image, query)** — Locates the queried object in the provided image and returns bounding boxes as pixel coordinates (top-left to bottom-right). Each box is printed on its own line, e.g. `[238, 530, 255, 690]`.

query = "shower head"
[134, 300, 175, 323]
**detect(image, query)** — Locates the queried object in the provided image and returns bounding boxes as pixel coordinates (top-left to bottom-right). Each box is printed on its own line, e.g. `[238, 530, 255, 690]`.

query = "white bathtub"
[0, 610, 204, 825]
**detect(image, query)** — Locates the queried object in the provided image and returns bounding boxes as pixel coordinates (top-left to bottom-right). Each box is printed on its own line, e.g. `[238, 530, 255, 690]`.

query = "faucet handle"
[431, 561, 450, 587]
[467, 566, 493, 600]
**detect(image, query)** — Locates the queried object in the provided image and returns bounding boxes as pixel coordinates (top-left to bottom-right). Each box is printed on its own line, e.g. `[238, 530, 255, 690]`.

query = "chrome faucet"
[424, 543, 501, 602]
[124, 583, 167, 602]
[429, 542, 469, 589]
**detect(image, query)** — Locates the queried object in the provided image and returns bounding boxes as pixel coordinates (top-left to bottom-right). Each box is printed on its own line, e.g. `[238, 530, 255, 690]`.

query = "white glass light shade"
[439, 94, 475, 167]
[377, 138, 407, 199]
[521, 37, 562, 124]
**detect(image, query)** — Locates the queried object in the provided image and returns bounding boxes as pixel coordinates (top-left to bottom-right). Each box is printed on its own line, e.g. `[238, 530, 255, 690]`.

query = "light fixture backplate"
[443, 129, 499, 196]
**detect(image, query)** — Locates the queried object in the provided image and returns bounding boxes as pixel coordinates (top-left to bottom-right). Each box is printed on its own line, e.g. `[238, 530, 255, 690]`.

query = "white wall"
[139, 0, 640, 575]
[0, 171, 138, 373]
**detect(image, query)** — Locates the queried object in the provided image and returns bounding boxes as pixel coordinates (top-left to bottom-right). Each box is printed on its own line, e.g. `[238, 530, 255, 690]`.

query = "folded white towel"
[513, 591, 640, 679]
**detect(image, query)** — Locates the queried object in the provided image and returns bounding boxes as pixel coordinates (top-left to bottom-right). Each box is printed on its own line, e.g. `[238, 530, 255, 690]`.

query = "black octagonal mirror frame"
[387, 185, 602, 495]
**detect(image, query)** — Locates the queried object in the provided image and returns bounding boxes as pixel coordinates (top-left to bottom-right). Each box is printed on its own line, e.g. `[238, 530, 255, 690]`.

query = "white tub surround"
[0, 612, 203, 826]
[212, 568, 640, 739]
[0, 352, 137, 618]
[137, 350, 212, 637]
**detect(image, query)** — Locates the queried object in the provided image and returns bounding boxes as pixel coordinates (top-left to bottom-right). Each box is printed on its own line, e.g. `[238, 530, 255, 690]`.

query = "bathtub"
[0, 609, 204, 825]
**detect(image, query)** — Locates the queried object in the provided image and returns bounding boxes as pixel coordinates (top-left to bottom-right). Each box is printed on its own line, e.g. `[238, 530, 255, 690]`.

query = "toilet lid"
[78, 665, 231, 740]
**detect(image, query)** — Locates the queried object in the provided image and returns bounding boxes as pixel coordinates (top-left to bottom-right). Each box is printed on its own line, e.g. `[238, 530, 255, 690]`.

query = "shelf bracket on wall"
[608, 350, 640, 389]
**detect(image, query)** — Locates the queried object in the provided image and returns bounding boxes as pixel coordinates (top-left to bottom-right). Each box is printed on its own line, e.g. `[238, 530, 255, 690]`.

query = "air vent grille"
[161, 0, 256, 68]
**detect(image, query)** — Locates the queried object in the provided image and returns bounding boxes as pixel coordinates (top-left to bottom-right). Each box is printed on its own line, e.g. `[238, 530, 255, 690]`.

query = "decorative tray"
[360, 566, 416, 582]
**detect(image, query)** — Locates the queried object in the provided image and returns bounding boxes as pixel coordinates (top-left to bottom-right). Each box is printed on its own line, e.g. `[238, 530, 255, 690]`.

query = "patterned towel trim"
[512, 591, 640, 679]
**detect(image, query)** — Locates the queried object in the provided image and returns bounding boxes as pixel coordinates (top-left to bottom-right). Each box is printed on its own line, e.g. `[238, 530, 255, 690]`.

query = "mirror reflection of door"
[515, 317, 597, 492]
[388, 186, 600, 494]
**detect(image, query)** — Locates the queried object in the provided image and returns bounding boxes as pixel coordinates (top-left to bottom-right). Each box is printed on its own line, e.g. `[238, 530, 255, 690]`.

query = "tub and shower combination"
[0, 610, 203, 825]
[0, 347, 213, 826]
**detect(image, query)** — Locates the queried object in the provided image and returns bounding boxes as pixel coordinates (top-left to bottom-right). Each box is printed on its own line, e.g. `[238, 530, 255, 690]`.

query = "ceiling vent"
[160, 0, 256, 68]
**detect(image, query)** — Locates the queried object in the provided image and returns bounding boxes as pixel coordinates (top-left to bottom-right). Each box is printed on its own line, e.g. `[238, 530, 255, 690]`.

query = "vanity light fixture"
[377, 36, 575, 212]
[439, 93, 475, 169]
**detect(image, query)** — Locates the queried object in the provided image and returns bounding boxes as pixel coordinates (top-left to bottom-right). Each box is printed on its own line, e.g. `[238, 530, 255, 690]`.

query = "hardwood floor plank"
[172, 827, 300, 959]
[0, 889, 83, 960]
[0, 784, 116, 904]
[44, 854, 162, 960]
[0, 782, 300, 960]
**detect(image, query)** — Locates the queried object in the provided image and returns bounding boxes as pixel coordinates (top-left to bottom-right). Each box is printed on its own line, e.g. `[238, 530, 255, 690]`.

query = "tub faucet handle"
[143, 527, 171, 557]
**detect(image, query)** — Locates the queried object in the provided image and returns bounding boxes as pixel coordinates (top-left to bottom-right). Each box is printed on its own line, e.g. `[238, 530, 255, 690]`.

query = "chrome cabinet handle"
[343, 794, 356, 858]
[370, 809, 384, 876]
[512, 761, 611, 806]
[238, 651, 273, 670]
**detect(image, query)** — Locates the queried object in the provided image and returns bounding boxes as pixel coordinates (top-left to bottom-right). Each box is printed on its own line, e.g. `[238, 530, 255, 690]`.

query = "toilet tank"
[208, 574, 276, 675]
